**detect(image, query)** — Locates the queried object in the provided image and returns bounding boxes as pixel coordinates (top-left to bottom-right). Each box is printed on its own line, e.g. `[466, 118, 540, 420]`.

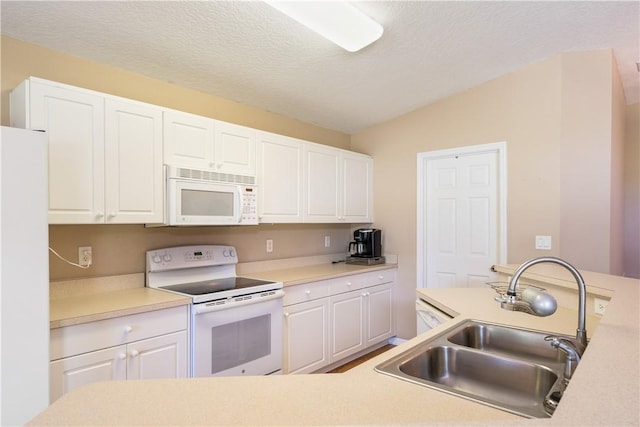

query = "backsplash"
[48, 223, 353, 281]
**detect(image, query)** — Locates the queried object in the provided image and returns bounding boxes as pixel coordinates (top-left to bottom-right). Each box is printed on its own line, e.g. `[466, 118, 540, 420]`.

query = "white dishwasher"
[416, 298, 453, 334]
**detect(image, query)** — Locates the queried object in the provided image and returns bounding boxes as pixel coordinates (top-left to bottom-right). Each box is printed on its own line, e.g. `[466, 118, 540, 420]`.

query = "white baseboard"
[388, 336, 407, 346]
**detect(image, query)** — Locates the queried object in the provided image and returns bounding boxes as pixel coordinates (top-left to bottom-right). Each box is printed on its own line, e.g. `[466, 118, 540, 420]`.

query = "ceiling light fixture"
[265, 1, 383, 52]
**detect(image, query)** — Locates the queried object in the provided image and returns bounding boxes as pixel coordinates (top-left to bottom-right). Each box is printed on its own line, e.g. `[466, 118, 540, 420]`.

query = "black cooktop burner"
[160, 277, 275, 296]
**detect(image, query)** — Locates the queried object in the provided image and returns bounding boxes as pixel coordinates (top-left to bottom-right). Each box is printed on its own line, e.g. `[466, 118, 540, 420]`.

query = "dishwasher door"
[415, 298, 453, 335]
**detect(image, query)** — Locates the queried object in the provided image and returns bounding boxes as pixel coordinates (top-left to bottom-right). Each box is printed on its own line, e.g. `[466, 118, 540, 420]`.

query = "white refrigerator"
[0, 126, 49, 425]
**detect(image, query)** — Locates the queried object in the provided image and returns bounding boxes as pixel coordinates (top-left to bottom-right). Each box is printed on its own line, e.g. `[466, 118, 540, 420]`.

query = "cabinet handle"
[117, 352, 126, 360]
[107, 212, 116, 218]
[96, 211, 104, 219]
[124, 325, 133, 333]
[129, 349, 139, 358]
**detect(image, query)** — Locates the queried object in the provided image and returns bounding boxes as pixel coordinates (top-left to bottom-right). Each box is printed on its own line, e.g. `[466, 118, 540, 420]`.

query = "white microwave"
[166, 166, 258, 226]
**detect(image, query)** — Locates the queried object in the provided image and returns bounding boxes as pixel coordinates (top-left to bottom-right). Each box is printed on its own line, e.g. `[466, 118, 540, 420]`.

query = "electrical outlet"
[324, 235, 331, 248]
[78, 246, 92, 267]
[266, 239, 273, 253]
[594, 297, 609, 315]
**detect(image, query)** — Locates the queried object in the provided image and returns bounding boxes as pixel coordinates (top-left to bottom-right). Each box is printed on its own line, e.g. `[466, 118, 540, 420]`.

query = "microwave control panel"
[240, 186, 258, 224]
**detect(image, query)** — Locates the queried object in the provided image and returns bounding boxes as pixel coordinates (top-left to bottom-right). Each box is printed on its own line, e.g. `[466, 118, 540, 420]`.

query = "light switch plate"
[535, 235, 552, 250]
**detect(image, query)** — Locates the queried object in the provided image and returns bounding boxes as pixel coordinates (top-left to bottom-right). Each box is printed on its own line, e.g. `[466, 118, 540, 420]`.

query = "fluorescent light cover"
[266, 1, 383, 52]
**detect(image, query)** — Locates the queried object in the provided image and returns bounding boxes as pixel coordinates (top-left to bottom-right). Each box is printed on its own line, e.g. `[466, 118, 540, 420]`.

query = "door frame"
[416, 141, 508, 288]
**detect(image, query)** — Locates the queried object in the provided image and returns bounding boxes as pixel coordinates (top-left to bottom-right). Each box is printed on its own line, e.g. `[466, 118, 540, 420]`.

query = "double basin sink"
[375, 319, 571, 418]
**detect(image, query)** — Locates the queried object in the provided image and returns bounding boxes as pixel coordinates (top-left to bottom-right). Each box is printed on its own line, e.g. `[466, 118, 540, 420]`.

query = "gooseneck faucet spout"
[506, 256, 588, 350]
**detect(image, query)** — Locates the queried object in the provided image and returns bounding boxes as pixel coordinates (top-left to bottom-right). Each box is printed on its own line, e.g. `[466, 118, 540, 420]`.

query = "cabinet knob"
[96, 211, 104, 218]
[124, 325, 133, 333]
[129, 349, 139, 358]
[284, 312, 290, 318]
[379, 275, 384, 280]
[346, 282, 352, 287]
[305, 290, 311, 295]
[107, 212, 116, 218]
[117, 353, 126, 360]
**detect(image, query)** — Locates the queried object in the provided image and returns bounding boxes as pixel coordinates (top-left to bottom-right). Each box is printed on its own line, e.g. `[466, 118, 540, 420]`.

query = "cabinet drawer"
[283, 281, 330, 306]
[359, 269, 396, 286]
[326, 275, 366, 295]
[50, 306, 188, 360]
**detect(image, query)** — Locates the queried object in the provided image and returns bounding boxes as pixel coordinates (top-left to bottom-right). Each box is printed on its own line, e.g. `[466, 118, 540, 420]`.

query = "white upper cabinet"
[341, 151, 373, 223]
[303, 142, 373, 223]
[214, 120, 256, 176]
[163, 110, 256, 177]
[304, 143, 341, 222]
[10, 78, 164, 224]
[11, 77, 372, 225]
[105, 98, 163, 223]
[257, 132, 304, 223]
[163, 109, 214, 170]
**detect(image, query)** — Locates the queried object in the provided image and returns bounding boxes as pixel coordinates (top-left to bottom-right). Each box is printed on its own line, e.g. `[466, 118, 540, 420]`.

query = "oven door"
[192, 294, 283, 377]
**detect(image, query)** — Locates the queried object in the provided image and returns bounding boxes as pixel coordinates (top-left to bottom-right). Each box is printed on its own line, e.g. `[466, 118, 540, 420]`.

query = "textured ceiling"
[1, 1, 638, 134]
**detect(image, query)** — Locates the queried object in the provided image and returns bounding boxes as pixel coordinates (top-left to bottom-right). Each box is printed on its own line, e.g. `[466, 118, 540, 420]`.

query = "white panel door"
[420, 144, 505, 288]
[304, 143, 340, 222]
[365, 283, 394, 346]
[127, 331, 188, 380]
[29, 80, 105, 223]
[283, 299, 330, 374]
[330, 290, 364, 362]
[163, 110, 215, 169]
[49, 346, 126, 403]
[258, 132, 304, 222]
[105, 99, 163, 223]
[342, 152, 373, 223]
[214, 121, 256, 176]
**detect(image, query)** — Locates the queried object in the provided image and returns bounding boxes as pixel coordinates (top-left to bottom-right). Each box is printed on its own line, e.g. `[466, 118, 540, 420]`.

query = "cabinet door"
[365, 283, 394, 346]
[127, 331, 188, 380]
[163, 109, 215, 170]
[105, 99, 164, 223]
[30, 80, 105, 224]
[258, 132, 304, 222]
[214, 121, 256, 177]
[342, 151, 373, 223]
[49, 345, 126, 403]
[330, 290, 365, 362]
[303, 143, 340, 222]
[283, 299, 330, 374]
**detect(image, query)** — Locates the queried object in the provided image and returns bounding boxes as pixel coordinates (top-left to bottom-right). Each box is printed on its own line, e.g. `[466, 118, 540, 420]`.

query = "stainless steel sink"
[375, 320, 570, 418]
[446, 320, 567, 365]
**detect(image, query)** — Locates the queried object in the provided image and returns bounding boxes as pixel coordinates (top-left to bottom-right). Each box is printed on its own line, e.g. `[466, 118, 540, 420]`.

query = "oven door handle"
[193, 289, 284, 314]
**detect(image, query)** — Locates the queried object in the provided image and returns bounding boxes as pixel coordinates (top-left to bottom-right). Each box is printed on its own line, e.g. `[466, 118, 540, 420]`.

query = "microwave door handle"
[234, 187, 243, 223]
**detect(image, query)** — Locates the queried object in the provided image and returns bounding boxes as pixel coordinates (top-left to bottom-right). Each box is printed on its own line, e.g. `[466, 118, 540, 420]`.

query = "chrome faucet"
[500, 257, 589, 415]
[503, 256, 588, 351]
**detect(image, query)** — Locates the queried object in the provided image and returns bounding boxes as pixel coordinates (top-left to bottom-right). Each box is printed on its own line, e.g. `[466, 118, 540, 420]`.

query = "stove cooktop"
[160, 277, 276, 296]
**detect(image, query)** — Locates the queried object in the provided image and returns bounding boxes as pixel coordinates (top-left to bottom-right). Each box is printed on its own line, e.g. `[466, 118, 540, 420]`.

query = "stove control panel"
[147, 245, 238, 272]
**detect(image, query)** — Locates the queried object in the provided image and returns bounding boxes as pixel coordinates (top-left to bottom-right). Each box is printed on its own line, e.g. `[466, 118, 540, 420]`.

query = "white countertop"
[35, 263, 638, 426]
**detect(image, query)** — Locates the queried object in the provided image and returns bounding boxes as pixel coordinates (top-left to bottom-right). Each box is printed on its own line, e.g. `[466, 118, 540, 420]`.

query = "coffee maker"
[346, 228, 384, 265]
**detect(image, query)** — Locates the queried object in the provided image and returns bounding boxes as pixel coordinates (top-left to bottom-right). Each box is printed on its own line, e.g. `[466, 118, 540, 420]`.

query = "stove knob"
[223, 249, 229, 257]
[153, 254, 162, 263]
[163, 254, 172, 262]
[229, 248, 236, 257]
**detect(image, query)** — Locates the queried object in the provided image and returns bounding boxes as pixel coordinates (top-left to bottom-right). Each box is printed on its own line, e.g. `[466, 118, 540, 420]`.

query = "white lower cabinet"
[49, 306, 188, 402]
[283, 299, 330, 374]
[330, 282, 394, 362]
[282, 269, 395, 374]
